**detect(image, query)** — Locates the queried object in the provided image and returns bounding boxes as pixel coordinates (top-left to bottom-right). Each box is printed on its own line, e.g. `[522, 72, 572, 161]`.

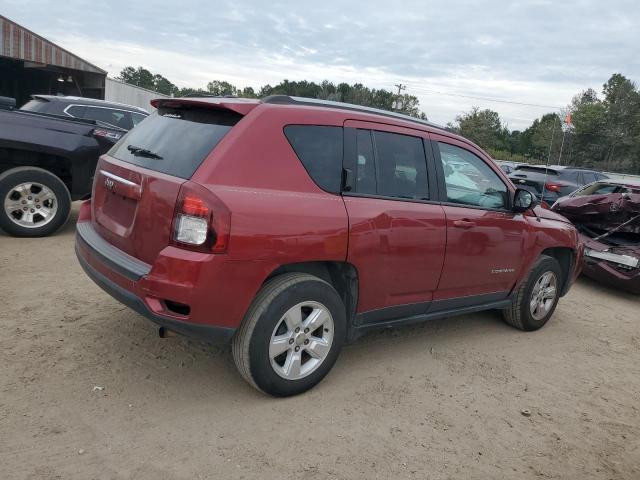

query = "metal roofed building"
[0, 15, 107, 106]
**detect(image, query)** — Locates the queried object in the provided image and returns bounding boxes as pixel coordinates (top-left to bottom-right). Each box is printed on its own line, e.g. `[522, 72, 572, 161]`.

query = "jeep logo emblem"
[104, 177, 115, 190]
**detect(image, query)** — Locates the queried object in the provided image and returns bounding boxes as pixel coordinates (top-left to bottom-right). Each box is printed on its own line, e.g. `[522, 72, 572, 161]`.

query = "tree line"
[116, 66, 424, 119]
[448, 74, 640, 174]
[118, 66, 640, 174]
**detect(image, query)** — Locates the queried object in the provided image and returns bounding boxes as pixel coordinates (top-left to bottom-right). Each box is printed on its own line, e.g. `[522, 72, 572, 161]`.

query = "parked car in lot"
[551, 180, 640, 294]
[495, 160, 519, 175]
[21, 95, 149, 131]
[0, 96, 147, 237]
[76, 95, 583, 396]
[509, 165, 608, 206]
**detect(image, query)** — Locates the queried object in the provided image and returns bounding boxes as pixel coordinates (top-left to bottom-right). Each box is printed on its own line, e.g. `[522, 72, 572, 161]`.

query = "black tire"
[0, 167, 71, 237]
[503, 255, 563, 331]
[232, 273, 347, 397]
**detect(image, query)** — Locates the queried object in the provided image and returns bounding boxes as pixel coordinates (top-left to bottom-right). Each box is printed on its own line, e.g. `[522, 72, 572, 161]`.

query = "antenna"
[540, 114, 561, 206]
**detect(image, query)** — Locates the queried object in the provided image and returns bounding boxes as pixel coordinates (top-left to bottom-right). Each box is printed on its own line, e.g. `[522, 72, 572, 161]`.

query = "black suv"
[509, 165, 608, 205]
[21, 95, 148, 131]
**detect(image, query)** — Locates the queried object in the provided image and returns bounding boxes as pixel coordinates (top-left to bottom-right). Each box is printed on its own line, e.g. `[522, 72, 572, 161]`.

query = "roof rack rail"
[261, 95, 444, 130]
[181, 93, 239, 98]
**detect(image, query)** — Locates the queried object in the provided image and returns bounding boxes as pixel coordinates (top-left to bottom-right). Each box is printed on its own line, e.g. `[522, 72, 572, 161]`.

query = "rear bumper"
[75, 222, 236, 343]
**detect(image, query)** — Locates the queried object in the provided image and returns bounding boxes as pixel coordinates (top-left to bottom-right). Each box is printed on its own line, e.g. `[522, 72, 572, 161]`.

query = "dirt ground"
[1, 204, 639, 480]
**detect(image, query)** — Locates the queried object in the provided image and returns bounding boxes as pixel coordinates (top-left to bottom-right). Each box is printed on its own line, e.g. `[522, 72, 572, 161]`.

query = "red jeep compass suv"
[76, 95, 583, 396]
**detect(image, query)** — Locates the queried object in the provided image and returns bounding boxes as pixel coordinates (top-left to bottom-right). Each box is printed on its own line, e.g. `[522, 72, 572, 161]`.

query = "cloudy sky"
[4, 0, 639, 129]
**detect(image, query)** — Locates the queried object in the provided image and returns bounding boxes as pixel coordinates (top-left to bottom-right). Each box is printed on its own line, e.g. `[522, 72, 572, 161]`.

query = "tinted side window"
[84, 107, 133, 130]
[373, 131, 428, 200]
[560, 171, 580, 183]
[438, 142, 507, 209]
[355, 129, 376, 195]
[131, 112, 147, 126]
[65, 105, 86, 118]
[284, 125, 343, 193]
[582, 172, 597, 184]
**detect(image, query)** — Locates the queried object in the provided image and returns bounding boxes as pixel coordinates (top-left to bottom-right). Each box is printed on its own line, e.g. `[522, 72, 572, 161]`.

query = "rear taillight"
[172, 183, 231, 253]
[544, 182, 562, 193]
[92, 129, 122, 140]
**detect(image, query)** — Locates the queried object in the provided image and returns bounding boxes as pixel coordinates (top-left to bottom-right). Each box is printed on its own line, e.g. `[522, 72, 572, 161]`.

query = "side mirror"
[513, 188, 537, 212]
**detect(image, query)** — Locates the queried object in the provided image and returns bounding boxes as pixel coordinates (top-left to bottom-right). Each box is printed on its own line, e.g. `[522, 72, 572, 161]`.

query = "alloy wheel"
[4, 182, 58, 229]
[269, 301, 334, 380]
[529, 271, 557, 321]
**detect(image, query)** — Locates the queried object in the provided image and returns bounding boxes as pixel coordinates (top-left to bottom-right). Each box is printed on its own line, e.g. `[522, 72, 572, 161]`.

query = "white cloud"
[3, 0, 638, 130]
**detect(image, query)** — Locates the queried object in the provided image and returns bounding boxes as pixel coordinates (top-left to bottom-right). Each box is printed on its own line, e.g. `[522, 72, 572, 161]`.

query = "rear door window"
[582, 172, 597, 184]
[284, 125, 343, 193]
[560, 171, 580, 183]
[109, 107, 241, 179]
[353, 129, 429, 200]
[373, 131, 429, 200]
[131, 112, 147, 126]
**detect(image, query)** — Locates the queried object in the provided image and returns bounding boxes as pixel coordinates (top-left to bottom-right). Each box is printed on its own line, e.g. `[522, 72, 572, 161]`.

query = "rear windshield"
[109, 106, 241, 179]
[512, 166, 559, 176]
[20, 99, 51, 113]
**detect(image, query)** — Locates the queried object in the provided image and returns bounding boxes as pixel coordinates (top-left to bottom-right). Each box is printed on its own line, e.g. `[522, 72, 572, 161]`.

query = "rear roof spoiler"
[150, 97, 259, 116]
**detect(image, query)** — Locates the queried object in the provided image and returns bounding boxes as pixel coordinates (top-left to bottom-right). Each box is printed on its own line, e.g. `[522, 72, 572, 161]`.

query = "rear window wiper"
[127, 144, 163, 159]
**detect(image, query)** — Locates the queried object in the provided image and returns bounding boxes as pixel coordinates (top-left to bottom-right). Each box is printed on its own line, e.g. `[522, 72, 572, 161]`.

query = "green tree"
[117, 66, 179, 96]
[206, 80, 239, 96]
[117, 66, 155, 90]
[450, 107, 508, 151]
[152, 74, 179, 96]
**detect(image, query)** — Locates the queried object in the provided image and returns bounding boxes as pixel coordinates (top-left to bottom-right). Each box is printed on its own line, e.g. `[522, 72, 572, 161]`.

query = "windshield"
[575, 182, 640, 196]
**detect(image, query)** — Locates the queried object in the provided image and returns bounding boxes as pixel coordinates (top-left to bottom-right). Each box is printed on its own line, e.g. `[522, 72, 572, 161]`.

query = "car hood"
[532, 205, 573, 224]
[551, 193, 640, 234]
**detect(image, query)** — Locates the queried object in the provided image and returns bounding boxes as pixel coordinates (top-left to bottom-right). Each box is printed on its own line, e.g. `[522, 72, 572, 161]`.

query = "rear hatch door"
[91, 102, 244, 264]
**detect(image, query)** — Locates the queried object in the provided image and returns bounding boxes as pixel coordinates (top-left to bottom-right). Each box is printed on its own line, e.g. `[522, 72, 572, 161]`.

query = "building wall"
[0, 15, 105, 74]
[105, 78, 169, 112]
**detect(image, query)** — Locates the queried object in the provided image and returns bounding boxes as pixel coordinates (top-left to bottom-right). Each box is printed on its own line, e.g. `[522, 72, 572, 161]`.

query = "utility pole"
[392, 83, 406, 111]
[557, 128, 567, 166]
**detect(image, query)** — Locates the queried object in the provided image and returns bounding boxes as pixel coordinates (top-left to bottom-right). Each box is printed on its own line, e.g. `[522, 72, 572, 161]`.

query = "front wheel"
[0, 167, 71, 237]
[503, 255, 563, 331]
[232, 273, 346, 397]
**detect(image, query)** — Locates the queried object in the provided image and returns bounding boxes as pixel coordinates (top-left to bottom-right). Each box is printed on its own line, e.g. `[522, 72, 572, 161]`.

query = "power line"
[404, 84, 563, 110]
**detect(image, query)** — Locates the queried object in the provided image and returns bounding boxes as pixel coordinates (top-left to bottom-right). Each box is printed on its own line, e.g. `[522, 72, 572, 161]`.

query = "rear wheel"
[503, 255, 563, 331]
[232, 273, 346, 397]
[0, 167, 71, 237]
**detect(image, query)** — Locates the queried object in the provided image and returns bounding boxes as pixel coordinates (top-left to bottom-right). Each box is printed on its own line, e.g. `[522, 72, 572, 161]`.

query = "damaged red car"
[552, 181, 640, 294]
